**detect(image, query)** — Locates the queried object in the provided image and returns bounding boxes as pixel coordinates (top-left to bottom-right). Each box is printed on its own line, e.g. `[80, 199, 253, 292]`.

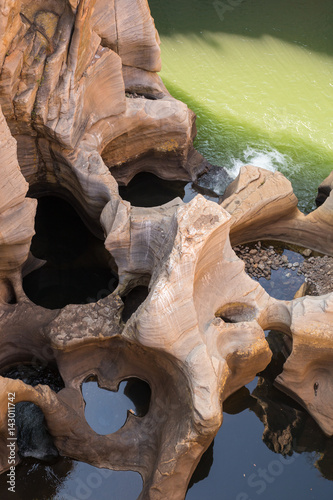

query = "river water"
[149, 0, 333, 212]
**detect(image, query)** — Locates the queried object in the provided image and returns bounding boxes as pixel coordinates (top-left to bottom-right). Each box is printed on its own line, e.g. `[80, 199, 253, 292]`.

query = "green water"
[149, 0, 333, 212]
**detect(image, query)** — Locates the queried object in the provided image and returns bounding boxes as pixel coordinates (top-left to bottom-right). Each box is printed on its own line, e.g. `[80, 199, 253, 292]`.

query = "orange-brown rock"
[0, 105, 36, 303]
[221, 165, 333, 256]
[0, 0, 208, 221]
[0, 1, 333, 499]
[0, 197, 273, 499]
[275, 294, 333, 435]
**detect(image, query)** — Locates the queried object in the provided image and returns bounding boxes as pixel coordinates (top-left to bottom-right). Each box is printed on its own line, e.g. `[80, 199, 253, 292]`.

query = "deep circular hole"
[82, 376, 151, 435]
[23, 196, 118, 309]
[118, 172, 187, 207]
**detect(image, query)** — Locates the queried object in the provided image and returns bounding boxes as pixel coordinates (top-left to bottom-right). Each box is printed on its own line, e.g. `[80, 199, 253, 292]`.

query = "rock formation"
[0, 0, 208, 228]
[316, 170, 333, 206]
[0, 1, 333, 499]
[221, 165, 333, 256]
[0, 106, 36, 304]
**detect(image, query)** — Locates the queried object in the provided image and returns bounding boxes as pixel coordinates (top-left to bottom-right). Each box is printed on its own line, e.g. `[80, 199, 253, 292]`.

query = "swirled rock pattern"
[0, 105, 36, 303]
[221, 165, 333, 256]
[0, 0, 208, 217]
[0, 1, 333, 499]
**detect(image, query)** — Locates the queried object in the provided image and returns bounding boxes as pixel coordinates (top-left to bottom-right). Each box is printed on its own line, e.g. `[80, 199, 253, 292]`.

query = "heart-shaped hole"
[82, 377, 151, 435]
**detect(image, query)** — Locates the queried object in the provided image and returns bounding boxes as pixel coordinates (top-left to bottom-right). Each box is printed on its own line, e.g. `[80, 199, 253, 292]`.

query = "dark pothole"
[215, 303, 257, 323]
[23, 196, 118, 309]
[118, 172, 187, 207]
[121, 285, 149, 322]
[82, 376, 151, 435]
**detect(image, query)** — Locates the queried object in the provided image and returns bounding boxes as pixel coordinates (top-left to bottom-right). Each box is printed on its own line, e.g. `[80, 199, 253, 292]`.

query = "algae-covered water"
[149, 0, 333, 212]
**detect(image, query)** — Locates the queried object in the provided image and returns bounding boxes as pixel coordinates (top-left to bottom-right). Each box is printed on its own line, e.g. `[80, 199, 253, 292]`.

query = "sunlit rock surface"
[0, 1, 333, 499]
[0, 105, 36, 303]
[0, 0, 207, 215]
[221, 165, 333, 256]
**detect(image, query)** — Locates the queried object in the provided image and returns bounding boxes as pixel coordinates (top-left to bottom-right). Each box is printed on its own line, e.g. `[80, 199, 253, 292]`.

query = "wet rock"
[16, 402, 59, 461]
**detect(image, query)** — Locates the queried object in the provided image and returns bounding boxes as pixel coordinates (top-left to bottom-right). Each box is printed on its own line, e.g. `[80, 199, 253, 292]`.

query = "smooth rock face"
[221, 165, 333, 256]
[0, 0, 207, 220]
[0, 105, 36, 302]
[0, 1, 333, 499]
[275, 294, 333, 435]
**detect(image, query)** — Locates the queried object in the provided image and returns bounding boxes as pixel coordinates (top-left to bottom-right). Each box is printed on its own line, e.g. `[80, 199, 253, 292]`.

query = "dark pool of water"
[187, 390, 333, 500]
[0, 458, 143, 500]
[0, 368, 147, 500]
[118, 171, 223, 207]
[23, 196, 118, 309]
[4, 175, 332, 498]
[186, 250, 333, 500]
[119, 172, 187, 206]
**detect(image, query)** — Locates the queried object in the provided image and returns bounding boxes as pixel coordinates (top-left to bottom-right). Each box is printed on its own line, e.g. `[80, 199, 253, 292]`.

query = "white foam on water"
[227, 146, 290, 179]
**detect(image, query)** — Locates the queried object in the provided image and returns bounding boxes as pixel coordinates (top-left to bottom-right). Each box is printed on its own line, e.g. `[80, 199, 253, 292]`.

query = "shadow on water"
[149, 0, 333, 58]
[23, 196, 118, 309]
[0, 458, 143, 500]
[0, 366, 145, 500]
[161, 78, 333, 213]
[187, 329, 333, 499]
[186, 248, 333, 499]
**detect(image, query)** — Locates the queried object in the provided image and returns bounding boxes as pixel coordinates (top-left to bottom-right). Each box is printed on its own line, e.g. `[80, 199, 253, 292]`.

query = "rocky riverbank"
[234, 242, 332, 296]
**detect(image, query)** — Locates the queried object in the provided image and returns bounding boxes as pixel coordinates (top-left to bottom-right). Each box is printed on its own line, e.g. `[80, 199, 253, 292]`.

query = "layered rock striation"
[0, 1, 333, 499]
[0, 105, 36, 303]
[0, 0, 208, 228]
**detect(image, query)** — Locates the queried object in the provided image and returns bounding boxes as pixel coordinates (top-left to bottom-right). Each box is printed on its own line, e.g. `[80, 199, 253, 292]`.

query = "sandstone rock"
[0, 2, 332, 498]
[316, 170, 333, 206]
[275, 294, 333, 435]
[0, 105, 36, 302]
[0, 0, 208, 216]
[221, 165, 333, 256]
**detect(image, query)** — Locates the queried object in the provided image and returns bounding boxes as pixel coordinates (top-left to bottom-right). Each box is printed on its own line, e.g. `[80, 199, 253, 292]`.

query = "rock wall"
[0, 105, 36, 303]
[0, 1, 332, 499]
[0, 0, 208, 226]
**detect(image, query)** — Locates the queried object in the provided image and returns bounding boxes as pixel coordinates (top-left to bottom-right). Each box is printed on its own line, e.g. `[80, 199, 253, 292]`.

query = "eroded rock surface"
[0, 105, 36, 303]
[0, 1, 333, 498]
[221, 165, 333, 256]
[0, 0, 208, 225]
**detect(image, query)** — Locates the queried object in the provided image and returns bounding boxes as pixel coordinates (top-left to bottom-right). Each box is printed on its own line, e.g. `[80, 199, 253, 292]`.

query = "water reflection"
[187, 330, 333, 499]
[1, 364, 64, 462]
[258, 248, 305, 300]
[82, 377, 151, 435]
[0, 458, 143, 500]
[0, 367, 148, 500]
